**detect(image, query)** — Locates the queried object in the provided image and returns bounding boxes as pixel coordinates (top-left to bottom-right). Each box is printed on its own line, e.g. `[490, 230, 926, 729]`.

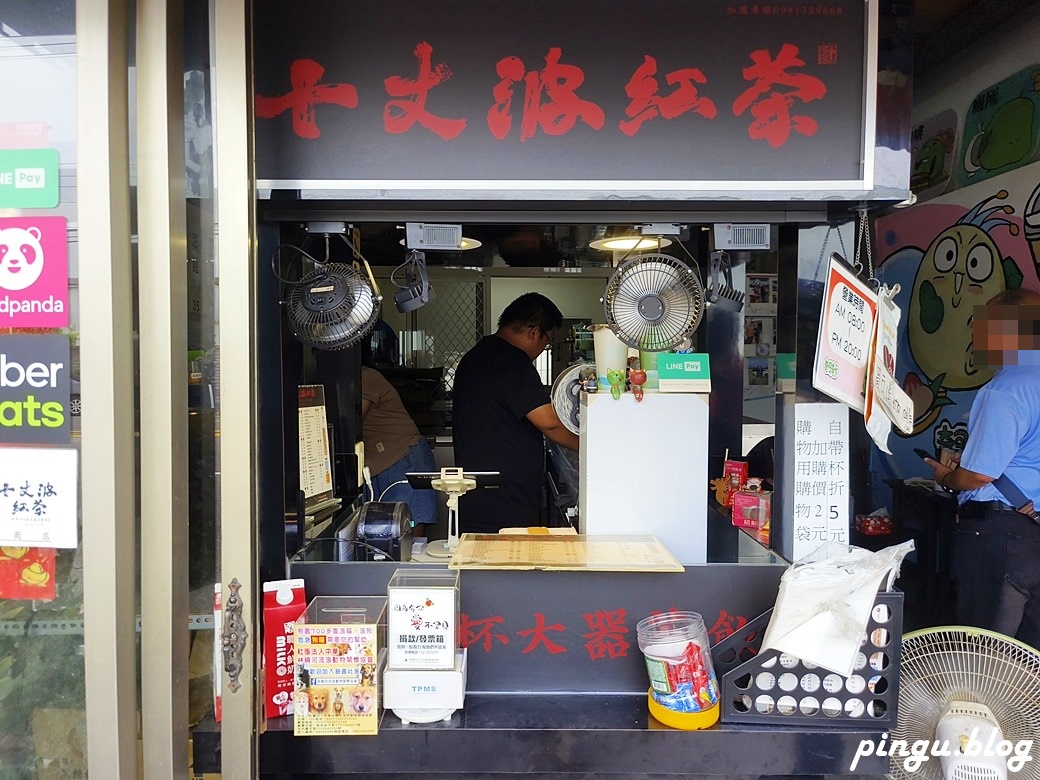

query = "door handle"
[220, 577, 248, 692]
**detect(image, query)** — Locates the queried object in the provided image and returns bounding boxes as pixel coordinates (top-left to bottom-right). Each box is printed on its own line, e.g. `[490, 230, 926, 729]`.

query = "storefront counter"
[192, 542, 890, 777]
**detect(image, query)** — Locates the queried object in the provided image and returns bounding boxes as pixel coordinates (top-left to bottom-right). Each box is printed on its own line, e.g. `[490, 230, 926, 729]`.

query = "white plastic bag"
[760, 540, 914, 677]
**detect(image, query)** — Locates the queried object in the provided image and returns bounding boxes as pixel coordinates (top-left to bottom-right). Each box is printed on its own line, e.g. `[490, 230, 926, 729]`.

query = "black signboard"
[253, 0, 876, 197]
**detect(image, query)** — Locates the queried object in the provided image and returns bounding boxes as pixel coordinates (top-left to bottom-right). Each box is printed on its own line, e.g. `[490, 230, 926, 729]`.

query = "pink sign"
[0, 216, 69, 328]
[0, 122, 50, 149]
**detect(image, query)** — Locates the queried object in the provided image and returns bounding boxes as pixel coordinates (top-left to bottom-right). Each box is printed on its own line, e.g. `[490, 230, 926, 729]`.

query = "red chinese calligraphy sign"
[254, 0, 873, 195]
[732, 44, 827, 148]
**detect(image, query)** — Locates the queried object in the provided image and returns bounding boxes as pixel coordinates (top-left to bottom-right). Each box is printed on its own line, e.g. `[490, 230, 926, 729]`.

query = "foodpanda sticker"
[0, 216, 69, 328]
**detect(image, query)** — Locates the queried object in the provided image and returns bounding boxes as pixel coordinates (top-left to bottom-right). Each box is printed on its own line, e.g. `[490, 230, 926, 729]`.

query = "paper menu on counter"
[448, 533, 684, 572]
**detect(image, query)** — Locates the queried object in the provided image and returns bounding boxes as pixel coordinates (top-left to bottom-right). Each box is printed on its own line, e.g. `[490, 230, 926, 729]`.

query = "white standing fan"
[550, 361, 592, 435]
[887, 627, 1040, 780]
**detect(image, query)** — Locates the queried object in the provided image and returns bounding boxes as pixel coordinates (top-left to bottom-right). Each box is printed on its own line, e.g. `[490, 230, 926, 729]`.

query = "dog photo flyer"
[293, 596, 386, 736]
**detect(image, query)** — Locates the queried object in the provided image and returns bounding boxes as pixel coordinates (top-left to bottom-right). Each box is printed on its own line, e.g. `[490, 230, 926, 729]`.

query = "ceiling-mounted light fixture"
[589, 223, 679, 252]
[397, 237, 481, 250]
[588, 235, 672, 251]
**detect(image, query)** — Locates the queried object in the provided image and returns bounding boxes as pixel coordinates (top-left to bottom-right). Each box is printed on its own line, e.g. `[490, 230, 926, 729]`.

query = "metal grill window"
[411, 277, 484, 393]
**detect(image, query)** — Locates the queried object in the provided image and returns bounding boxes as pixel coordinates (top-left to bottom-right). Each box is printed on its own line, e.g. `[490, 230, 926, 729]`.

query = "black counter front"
[250, 694, 889, 777]
[194, 511, 890, 777]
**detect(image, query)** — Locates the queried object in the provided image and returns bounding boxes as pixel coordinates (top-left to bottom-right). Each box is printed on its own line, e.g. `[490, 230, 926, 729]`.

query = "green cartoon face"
[966, 97, 1035, 173]
[909, 224, 1003, 390]
[910, 137, 947, 190]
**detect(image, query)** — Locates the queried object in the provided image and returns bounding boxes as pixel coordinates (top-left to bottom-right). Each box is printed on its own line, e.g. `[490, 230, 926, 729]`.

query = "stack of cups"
[636, 611, 720, 729]
[590, 324, 629, 391]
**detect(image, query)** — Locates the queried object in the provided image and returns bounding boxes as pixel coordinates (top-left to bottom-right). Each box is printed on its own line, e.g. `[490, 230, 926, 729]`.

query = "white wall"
[490, 277, 607, 325]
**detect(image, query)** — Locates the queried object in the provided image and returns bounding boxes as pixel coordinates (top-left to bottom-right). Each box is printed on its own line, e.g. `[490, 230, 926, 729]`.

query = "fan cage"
[602, 253, 704, 352]
[887, 627, 1040, 780]
[286, 263, 381, 350]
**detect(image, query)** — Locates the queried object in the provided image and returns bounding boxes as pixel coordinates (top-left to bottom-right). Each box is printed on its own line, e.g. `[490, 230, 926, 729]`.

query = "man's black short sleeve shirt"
[452, 335, 551, 531]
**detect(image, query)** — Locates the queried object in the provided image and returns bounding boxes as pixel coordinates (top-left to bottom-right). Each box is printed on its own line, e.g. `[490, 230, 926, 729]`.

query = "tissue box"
[855, 514, 893, 536]
[731, 490, 770, 530]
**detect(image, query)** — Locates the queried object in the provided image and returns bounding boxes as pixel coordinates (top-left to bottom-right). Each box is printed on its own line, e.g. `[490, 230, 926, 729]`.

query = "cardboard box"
[293, 596, 386, 736]
[383, 648, 468, 712]
[213, 583, 222, 722]
[722, 459, 749, 507]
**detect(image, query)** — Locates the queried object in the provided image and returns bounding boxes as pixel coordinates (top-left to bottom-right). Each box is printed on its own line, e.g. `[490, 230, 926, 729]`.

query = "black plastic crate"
[711, 589, 902, 727]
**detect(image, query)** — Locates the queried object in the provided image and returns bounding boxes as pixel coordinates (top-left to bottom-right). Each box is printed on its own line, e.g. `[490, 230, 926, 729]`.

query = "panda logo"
[0, 226, 46, 292]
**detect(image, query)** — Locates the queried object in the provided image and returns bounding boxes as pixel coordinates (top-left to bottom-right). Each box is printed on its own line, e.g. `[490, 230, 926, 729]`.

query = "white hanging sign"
[0, 446, 78, 548]
[864, 284, 913, 452]
[812, 254, 878, 413]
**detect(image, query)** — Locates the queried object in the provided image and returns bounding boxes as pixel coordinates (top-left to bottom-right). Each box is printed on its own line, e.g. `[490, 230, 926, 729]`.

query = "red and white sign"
[812, 255, 878, 413]
[0, 216, 69, 328]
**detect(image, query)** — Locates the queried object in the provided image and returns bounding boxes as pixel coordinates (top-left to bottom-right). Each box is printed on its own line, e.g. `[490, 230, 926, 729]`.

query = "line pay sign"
[812, 254, 878, 412]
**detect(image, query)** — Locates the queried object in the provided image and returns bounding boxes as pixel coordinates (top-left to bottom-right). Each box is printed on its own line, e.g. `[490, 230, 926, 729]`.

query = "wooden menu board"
[448, 534, 684, 572]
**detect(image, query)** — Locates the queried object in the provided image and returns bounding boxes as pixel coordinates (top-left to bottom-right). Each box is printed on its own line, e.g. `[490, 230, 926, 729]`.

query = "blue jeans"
[370, 438, 438, 526]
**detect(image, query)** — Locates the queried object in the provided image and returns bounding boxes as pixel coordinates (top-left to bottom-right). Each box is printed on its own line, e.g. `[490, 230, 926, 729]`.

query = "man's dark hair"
[497, 292, 564, 334]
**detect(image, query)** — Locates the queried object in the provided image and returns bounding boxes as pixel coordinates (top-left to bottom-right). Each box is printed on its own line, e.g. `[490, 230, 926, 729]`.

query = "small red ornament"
[629, 368, 647, 402]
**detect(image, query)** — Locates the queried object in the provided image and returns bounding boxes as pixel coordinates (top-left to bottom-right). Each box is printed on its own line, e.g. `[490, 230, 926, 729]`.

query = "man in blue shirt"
[925, 288, 1040, 649]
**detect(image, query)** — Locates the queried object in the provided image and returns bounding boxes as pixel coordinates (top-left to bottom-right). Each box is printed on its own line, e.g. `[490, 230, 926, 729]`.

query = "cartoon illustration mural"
[956, 64, 1040, 188]
[909, 108, 958, 200]
[905, 190, 1024, 431]
[874, 163, 1040, 493]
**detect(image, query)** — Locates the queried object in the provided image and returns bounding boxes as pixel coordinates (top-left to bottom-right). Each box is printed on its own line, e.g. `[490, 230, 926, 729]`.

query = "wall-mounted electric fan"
[601, 253, 705, 352]
[887, 627, 1040, 780]
[278, 225, 383, 351]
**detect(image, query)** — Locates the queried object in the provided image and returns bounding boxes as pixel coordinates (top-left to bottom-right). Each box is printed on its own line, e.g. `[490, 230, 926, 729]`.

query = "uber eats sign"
[0, 335, 70, 445]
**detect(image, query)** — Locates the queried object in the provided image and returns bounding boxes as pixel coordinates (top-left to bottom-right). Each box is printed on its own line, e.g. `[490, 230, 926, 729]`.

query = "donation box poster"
[812, 255, 878, 413]
[0, 446, 79, 549]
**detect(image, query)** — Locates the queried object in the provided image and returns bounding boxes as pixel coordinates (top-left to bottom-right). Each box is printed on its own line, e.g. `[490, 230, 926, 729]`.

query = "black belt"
[959, 499, 1017, 518]
[958, 500, 1040, 526]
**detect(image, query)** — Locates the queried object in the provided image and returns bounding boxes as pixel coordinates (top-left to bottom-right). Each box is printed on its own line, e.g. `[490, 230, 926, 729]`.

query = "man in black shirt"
[452, 293, 580, 532]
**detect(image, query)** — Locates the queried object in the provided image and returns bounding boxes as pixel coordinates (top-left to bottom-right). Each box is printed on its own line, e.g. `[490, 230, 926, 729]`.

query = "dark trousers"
[953, 506, 1040, 651]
